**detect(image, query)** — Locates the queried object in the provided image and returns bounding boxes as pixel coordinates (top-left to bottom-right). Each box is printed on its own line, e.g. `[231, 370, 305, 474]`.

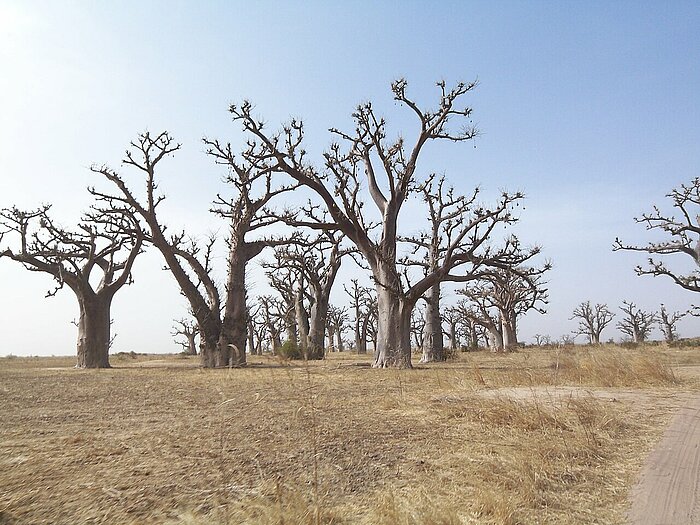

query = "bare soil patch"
[1, 345, 699, 524]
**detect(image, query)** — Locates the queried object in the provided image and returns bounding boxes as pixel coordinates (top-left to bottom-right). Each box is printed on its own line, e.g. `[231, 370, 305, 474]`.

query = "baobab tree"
[0, 204, 143, 368]
[327, 305, 348, 352]
[570, 301, 615, 344]
[274, 231, 345, 359]
[457, 285, 506, 351]
[399, 174, 488, 362]
[344, 279, 373, 353]
[614, 178, 700, 292]
[617, 301, 657, 343]
[92, 131, 296, 367]
[172, 317, 199, 355]
[230, 79, 540, 367]
[458, 268, 548, 350]
[658, 304, 686, 343]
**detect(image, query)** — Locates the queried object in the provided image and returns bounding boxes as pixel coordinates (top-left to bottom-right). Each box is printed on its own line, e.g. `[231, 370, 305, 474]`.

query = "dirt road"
[628, 395, 700, 524]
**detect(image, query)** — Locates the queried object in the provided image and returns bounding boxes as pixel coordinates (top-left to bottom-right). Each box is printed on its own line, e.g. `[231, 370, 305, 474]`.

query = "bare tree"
[658, 304, 686, 343]
[617, 301, 657, 343]
[0, 204, 143, 368]
[532, 334, 552, 347]
[262, 252, 303, 345]
[570, 301, 615, 344]
[92, 132, 294, 367]
[344, 279, 373, 353]
[172, 317, 199, 355]
[614, 178, 700, 292]
[410, 303, 426, 350]
[456, 286, 505, 352]
[442, 305, 462, 351]
[458, 267, 548, 351]
[229, 79, 539, 368]
[327, 305, 348, 352]
[275, 232, 345, 359]
[257, 295, 285, 353]
[400, 174, 486, 362]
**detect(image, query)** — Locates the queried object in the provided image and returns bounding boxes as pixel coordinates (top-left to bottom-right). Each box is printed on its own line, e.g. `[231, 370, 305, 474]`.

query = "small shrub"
[277, 340, 303, 360]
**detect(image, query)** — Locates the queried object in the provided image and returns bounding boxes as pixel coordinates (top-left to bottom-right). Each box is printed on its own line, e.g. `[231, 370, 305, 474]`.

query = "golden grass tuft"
[556, 348, 678, 387]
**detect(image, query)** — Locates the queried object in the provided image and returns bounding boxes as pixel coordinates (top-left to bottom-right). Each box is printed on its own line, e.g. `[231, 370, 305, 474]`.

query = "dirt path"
[628, 394, 700, 525]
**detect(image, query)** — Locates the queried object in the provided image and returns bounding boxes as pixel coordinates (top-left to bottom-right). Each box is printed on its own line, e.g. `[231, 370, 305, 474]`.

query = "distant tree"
[257, 295, 285, 353]
[614, 178, 700, 292]
[344, 279, 373, 353]
[533, 334, 551, 346]
[327, 305, 349, 352]
[274, 231, 345, 359]
[558, 334, 576, 346]
[657, 304, 686, 343]
[617, 301, 657, 343]
[172, 317, 199, 355]
[0, 204, 143, 368]
[457, 267, 548, 351]
[410, 304, 426, 350]
[570, 301, 615, 344]
[231, 79, 540, 368]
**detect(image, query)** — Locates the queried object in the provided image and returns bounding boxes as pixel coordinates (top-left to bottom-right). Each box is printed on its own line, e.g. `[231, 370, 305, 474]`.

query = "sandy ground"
[628, 394, 700, 525]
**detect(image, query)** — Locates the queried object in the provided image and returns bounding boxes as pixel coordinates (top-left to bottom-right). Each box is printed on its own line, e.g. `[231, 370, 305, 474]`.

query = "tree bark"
[295, 290, 309, 351]
[76, 293, 112, 369]
[420, 284, 444, 363]
[306, 294, 328, 360]
[336, 328, 344, 352]
[487, 327, 504, 352]
[373, 285, 413, 368]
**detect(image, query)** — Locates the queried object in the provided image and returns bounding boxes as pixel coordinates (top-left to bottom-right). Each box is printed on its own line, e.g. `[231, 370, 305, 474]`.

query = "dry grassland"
[1, 344, 699, 525]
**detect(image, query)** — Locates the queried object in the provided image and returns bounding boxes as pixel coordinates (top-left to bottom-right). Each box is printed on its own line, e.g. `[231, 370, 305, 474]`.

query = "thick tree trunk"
[285, 309, 298, 345]
[213, 246, 248, 367]
[420, 284, 444, 363]
[590, 332, 601, 345]
[76, 293, 112, 369]
[469, 321, 478, 350]
[306, 295, 327, 360]
[373, 285, 412, 368]
[501, 312, 518, 350]
[186, 333, 198, 355]
[487, 327, 504, 352]
[336, 329, 344, 352]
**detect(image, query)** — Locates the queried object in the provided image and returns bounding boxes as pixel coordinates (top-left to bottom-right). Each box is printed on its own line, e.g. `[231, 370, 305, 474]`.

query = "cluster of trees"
[2, 80, 697, 368]
[1, 80, 549, 368]
[566, 300, 688, 345]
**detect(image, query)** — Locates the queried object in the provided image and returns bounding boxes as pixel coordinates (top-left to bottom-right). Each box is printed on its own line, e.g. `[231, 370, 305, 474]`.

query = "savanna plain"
[2, 344, 699, 525]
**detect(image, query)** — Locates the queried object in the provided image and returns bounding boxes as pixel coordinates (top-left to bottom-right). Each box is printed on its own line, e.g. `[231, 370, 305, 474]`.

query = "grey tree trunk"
[76, 293, 112, 369]
[336, 329, 344, 352]
[373, 285, 413, 368]
[307, 294, 328, 360]
[295, 290, 309, 351]
[185, 332, 198, 355]
[501, 312, 518, 350]
[487, 327, 504, 352]
[327, 324, 336, 352]
[420, 284, 444, 363]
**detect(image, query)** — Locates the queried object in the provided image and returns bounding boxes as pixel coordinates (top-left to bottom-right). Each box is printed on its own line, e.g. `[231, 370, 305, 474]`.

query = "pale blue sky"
[1, 1, 699, 355]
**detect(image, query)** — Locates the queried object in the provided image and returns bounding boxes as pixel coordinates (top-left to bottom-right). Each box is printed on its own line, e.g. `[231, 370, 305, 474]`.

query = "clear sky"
[1, 0, 699, 356]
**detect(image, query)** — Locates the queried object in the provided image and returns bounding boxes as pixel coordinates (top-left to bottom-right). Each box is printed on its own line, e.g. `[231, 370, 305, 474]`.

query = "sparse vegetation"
[1, 345, 697, 524]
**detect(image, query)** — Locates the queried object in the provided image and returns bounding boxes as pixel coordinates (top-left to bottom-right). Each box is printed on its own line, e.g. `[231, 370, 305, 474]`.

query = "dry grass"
[1, 344, 698, 524]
